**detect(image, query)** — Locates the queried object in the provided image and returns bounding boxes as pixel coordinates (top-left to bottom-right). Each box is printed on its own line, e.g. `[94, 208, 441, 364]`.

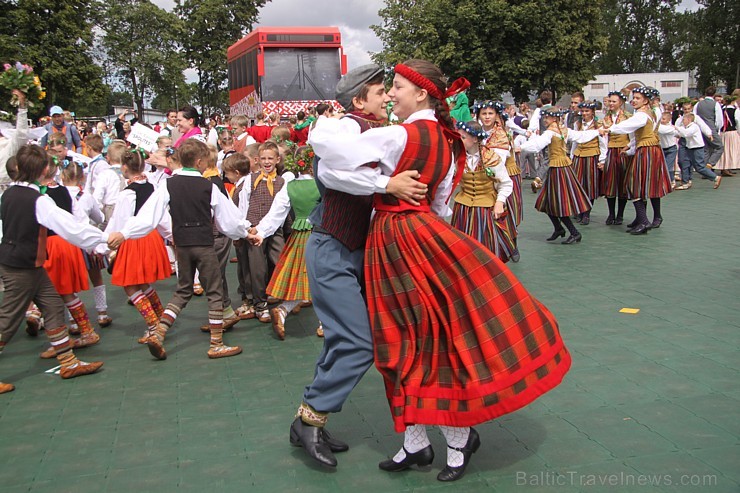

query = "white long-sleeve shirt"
[119, 169, 247, 241]
[307, 109, 455, 218]
[461, 152, 513, 203]
[657, 124, 678, 149]
[675, 121, 705, 149]
[85, 155, 121, 206]
[255, 174, 313, 239]
[145, 167, 171, 189]
[10, 182, 108, 250]
[520, 128, 603, 161]
[66, 185, 104, 226]
[505, 118, 528, 136]
[527, 107, 542, 133]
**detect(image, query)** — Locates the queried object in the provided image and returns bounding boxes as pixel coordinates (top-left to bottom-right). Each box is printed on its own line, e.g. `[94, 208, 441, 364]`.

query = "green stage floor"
[1, 175, 738, 492]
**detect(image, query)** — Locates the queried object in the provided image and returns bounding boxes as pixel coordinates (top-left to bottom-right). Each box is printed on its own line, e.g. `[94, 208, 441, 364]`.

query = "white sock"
[439, 426, 470, 467]
[194, 269, 200, 285]
[392, 424, 430, 462]
[93, 285, 107, 313]
[280, 300, 301, 314]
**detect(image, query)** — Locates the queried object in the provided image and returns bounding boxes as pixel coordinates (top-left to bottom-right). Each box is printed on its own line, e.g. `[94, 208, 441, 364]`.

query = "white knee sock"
[392, 424, 430, 462]
[93, 285, 107, 313]
[280, 300, 301, 314]
[439, 425, 470, 467]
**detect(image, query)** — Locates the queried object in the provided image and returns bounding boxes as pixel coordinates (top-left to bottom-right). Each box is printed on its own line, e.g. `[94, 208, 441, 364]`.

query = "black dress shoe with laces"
[546, 229, 566, 241]
[437, 428, 481, 482]
[379, 445, 434, 472]
[562, 232, 582, 244]
[289, 418, 337, 467]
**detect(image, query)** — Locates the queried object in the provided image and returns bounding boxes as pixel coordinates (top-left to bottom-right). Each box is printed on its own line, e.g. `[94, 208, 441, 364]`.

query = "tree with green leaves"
[372, 0, 606, 103]
[176, 0, 269, 115]
[594, 0, 685, 74]
[100, 0, 187, 121]
[0, 0, 109, 117]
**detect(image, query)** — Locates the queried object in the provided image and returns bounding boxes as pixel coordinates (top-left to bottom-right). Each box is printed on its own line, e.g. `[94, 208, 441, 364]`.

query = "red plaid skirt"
[365, 211, 571, 432]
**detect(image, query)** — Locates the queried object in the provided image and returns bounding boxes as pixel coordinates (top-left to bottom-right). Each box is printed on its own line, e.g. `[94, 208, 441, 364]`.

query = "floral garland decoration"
[282, 145, 315, 175]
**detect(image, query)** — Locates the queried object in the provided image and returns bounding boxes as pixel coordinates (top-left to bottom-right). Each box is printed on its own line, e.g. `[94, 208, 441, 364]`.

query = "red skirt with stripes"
[111, 231, 171, 287]
[44, 236, 89, 295]
[627, 145, 672, 199]
[267, 229, 312, 301]
[365, 210, 571, 432]
[507, 173, 523, 226]
[572, 155, 602, 202]
[451, 203, 516, 263]
[534, 166, 592, 217]
[602, 148, 629, 198]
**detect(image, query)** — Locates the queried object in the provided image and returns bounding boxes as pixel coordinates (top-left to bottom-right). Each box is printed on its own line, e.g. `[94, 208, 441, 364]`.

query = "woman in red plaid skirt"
[309, 59, 571, 482]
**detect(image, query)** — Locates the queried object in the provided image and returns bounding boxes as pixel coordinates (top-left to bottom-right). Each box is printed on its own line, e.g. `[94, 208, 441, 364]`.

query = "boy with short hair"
[231, 115, 256, 153]
[108, 139, 249, 360]
[675, 113, 721, 189]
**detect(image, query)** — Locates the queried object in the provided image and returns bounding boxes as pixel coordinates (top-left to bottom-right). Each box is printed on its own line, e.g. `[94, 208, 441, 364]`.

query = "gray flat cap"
[335, 64, 384, 111]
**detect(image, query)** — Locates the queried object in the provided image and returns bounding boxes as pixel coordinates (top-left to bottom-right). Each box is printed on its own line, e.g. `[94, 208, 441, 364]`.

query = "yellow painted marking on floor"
[619, 308, 640, 314]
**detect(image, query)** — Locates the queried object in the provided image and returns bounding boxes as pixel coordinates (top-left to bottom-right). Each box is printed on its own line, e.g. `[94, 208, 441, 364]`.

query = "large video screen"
[262, 48, 341, 101]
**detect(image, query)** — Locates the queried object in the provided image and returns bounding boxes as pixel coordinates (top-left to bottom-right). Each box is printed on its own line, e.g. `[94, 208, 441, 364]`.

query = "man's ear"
[351, 96, 364, 111]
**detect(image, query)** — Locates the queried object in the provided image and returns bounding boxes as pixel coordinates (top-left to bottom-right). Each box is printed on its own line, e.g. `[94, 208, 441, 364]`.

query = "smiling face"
[387, 74, 429, 120]
[580, 107, 594, 121]
[353, 82, 390, 120]
[259, 148, 279, 174]
[631, 93, 649, 110]
[607, 95, 623, 112]
[177, 111, 194, 134]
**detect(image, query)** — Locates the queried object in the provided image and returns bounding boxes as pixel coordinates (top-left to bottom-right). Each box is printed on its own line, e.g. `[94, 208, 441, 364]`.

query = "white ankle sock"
[439, 425, 469, 467]
[392, 424, 430, 462]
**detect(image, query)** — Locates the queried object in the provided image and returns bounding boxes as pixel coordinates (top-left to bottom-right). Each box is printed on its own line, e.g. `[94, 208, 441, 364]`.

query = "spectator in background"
[247, 112, 273, 143]
[694, 86, 724, 169]
[159, 109, 182, 142]
[39, 106, 82, 152]
[114, 109, 137, 140]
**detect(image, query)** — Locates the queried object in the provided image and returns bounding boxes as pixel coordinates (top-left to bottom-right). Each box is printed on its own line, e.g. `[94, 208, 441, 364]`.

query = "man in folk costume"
[290, 64, 429, 468]
[694, 86, 725, 171]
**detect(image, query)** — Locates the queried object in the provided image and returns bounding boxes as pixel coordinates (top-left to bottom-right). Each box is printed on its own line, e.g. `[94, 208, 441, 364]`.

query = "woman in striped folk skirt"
[451, 121, 516, 263]
[601, 91, 632, 225]
[602, 87, 672, 234]
[309, 60, 571, 482]
[248, 147, 323, 340]
[504, 134, 524, 261]
[570, 102, 606, 225]
[521, 108, 597, 244]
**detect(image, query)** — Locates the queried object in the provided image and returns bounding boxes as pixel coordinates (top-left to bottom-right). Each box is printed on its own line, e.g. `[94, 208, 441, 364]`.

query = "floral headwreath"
[455, 121, 487, 140]
[578, 101, 598, 110]
[472, 100, 509, 120]
[283, 145, 315, 175]
[631, 86, 653, 98]
[541, 108, 565, 118]
[607, 91, 628, 101]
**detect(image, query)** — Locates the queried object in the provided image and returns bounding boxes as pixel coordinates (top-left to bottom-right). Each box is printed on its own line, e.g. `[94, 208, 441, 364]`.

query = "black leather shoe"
[613, 217, 623, 225]
[562, 233, 582, 244]
[605, 215, 614, 225]
[437, 428, 481, 482]
[321, 428, 349, 453]
[626, 218, 637, 228]
[546, 229, 566, 241]
[581, 215, 590, 225]
[651, 217, 663, 229]
[379, 445, 434, 472]
[289, 418, 337, 467]
[629, 223, 649, 235]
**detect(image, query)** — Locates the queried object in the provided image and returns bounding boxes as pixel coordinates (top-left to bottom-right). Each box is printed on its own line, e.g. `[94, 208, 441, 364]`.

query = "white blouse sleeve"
[36, 196, 108, 250]
[566, 129, 601, 144]
[608, 112, 649, 134]
[211, 184, 248, 240]
[492, 162, 513, 203]
[120, 185, 169, 240]
[520, 131, 554, 153]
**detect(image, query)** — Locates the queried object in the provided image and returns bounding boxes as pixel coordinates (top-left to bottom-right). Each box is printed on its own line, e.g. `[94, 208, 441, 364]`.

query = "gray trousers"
[520, 150, 537, 178]
[703, 133, 724, 166]
[198, 235, 233, 310]
[234, 240, 252, 305]
[247, 231, 284, 308]
[0, 265, 65, 345]
[168, 245, 223, 317]
[302, 232, 374, 414]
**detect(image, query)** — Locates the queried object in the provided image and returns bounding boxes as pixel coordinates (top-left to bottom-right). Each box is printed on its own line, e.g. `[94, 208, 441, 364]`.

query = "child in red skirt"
[451, 120, 516, 263]
[39, 158, 101, 356]
[101, 149, 171, 343]
[309, 59, 572, 482]
[247, 146, 323, 339]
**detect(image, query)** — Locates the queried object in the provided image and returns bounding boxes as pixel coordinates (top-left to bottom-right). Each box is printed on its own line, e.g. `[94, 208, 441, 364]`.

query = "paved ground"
[1, 175, 738, 493]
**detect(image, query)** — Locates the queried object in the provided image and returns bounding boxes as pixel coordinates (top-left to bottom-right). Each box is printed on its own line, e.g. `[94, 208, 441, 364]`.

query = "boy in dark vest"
[0, 145, 105, 393]
[107, 139, 249, 361]
[241, 141, 285, 322]
[289, 64, 429, 468]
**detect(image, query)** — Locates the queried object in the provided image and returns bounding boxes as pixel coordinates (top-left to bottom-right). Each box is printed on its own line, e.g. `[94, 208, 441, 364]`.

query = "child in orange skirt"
[103, 149, 171, 343]
[40, 158, 100, 357]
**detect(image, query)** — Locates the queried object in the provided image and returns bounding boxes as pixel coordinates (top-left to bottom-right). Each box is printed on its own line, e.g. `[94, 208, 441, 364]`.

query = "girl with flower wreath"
[451, 120, 517, 263]
[247, 145, 323, 339]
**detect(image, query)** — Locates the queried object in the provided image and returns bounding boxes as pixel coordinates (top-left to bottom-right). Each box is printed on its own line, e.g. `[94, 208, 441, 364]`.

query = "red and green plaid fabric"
[266, 230, 312, 301]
